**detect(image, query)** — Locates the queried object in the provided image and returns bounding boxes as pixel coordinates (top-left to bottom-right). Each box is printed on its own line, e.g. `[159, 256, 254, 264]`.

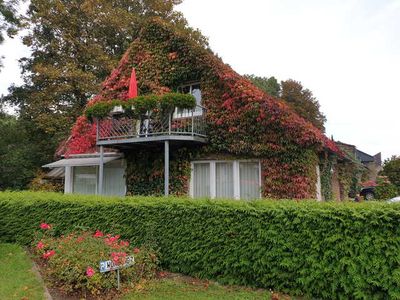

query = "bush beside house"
[1, 192, 400, 299]
[33, 225, 158, 295]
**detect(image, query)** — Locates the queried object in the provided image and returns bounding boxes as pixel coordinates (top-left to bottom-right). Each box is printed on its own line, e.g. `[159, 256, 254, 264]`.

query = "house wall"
[331, 166, 341, 201]
[124, 147, 319, 200]
[364, 161, 382, 182]
[64, 166, 73, 194]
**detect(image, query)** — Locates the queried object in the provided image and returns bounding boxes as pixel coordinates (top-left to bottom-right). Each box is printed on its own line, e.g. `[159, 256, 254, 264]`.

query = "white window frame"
[65, 160, 127, 196]
[174, 82, 203, 119]
[190, 160, 262, 200]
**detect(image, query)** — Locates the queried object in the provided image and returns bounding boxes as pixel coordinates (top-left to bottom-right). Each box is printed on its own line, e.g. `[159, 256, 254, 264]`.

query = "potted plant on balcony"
[110, 104, 125, 115]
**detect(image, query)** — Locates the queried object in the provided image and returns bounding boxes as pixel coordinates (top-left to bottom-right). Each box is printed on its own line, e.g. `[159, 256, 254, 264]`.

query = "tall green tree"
[4, 0, 203, 138]
[244, 74, 280, 97]
[0, 0, 21, 68]
[381, 156, 400, 189]
[280, 79, 326, 132]
[246, 75, 326, 131]
[1, 0, 206, 189]
[0, 111, 43, 190]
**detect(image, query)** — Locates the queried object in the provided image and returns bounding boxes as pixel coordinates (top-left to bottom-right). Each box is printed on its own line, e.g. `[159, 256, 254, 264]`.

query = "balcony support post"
[164, 140, 169, 197]
[98, 145, 104, 195]
[191, 110, 194, 136]
[168, 113, 171, 135]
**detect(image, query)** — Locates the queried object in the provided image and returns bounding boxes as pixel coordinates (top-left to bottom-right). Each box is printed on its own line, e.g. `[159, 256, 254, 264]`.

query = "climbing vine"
[320, 154, 335, 201]
[125, 147, 195, 196]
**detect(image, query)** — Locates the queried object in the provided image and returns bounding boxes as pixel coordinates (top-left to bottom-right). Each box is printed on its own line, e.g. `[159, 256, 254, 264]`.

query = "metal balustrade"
[96, 105, 207, 143]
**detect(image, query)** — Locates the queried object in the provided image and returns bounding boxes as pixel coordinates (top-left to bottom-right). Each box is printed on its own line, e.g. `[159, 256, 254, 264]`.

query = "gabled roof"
[356, 149, 375, 163]
[61, 18, 341, 157]
[336, 141, 380, 165]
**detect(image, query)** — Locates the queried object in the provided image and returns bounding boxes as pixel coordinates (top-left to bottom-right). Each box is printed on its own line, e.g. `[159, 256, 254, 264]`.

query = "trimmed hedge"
[1, 192, 400, 299]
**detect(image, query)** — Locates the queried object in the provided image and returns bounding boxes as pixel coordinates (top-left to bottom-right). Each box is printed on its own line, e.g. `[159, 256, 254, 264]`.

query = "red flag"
[128, 68, 138, 98]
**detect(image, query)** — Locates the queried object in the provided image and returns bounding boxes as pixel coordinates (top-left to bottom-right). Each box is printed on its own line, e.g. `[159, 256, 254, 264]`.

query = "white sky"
[0, 0, 399, 159]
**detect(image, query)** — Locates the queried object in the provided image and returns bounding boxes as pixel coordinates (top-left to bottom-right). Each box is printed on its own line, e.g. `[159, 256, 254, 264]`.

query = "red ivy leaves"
[65, 116, 97, 156]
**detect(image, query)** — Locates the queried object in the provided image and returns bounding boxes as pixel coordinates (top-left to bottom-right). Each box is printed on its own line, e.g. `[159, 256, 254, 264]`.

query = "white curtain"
[193, 163, 210, 198]
[73, 161, 126, 196]
[103, 161, 126, 196]
[240, 162, 260, 200]
[216, 162, 234, 198]
[73, 166, 97, 195]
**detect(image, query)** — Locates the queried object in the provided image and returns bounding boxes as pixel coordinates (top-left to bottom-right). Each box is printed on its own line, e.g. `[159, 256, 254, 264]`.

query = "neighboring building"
[44, 19, 347, 200]
[336, 141, 382, 182]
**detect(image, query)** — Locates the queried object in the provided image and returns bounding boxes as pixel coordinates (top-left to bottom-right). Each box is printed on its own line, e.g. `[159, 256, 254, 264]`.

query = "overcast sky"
[0, 0, 399, 159]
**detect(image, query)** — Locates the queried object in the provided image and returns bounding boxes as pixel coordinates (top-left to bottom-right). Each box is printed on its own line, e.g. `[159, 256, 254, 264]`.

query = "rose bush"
[33, 223, 158, 296]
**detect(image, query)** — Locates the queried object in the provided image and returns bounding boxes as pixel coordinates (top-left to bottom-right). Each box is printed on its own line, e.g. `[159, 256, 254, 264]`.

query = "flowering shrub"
[33, 223, 158, 296]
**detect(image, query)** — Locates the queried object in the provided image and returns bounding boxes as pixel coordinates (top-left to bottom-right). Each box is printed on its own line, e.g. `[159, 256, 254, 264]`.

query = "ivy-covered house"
[44, 18, 350, 200]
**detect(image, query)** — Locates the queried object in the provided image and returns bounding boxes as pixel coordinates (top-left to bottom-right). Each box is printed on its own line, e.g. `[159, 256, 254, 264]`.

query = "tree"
[0, 0, 21, 68]
[3, 0, 202, 139]
[381, 156, 400, 189]
[280, 79, 326, 131]
[244, 74, 280, 97]
[1, 0, 206, 188]
[0, 111, 44, 190]
[246, 75, 327, 131]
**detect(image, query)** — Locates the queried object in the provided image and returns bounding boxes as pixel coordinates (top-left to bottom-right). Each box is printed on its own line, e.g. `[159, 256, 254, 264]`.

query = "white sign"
[99, 256, 134, 273]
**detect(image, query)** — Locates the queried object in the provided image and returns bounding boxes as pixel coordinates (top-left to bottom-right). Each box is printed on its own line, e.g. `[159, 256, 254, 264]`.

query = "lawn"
[0, 243, 45, 300]
[123, 273, 271, 300]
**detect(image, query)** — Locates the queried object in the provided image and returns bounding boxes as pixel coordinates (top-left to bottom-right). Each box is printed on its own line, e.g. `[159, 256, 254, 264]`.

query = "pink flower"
[111, 252, 127, 265]
[40, 223, 51, 230]
[120, 240, 129, 247]
[93, 230, 104, 238]
[86, 267, 95, 277]
[133, 248, 140, 254]
[104, 235, 120, 246]
[112, 255, 119, 264]
[42, 250, 55, 259]
[36, 241, 45, 250]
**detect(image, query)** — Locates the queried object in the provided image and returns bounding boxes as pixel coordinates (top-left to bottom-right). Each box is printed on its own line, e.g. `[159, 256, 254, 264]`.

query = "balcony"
[96, 105, 208, 146]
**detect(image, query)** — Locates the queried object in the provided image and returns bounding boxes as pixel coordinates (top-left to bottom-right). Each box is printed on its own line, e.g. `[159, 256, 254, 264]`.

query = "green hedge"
[1, 192, 400, 299]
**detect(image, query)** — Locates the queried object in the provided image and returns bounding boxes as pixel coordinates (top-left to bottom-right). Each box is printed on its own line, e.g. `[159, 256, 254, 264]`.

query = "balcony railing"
[97, 105, 207, 143]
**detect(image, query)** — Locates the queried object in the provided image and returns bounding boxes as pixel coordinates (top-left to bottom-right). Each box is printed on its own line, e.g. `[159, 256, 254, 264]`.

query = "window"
[216, 162, 234, 198]
[239, 162, 260, 200]
[175, 82, 202, 118]
[193, 163, 210, 197]
[191, 160, 261, 200]
[103, 160, 126, 196]
[71, 160, 126, 196]
[73, 166, 97, 195]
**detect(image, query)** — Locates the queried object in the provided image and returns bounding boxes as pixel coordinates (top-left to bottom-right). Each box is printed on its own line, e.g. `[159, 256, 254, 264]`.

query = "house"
[44, 18, 349, 200]
[336, 141, 382, 182]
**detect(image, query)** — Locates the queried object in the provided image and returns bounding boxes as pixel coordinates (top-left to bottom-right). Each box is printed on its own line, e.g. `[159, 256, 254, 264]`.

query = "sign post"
[99, 256, 135, 289]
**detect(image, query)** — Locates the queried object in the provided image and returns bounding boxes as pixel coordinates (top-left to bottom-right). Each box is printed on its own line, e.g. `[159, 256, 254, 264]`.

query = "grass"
[122, 274, 271, 300]
[0, 244, 45, 300]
